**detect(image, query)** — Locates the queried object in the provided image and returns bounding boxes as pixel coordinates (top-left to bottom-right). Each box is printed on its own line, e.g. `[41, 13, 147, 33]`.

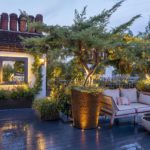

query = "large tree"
[22, 0, 141, 87]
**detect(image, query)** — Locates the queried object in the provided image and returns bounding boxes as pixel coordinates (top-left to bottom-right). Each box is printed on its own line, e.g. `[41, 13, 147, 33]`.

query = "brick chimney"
[0, 13, 8, 30]
[35, 14, 43, 33]
[10, 13, 18, 31]
[18, 14, 27, 32]
[28, 15, 35, 33]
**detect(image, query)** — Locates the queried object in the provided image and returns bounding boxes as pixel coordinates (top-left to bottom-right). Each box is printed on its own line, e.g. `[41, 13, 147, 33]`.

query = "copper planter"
[71, 89, 102, 129]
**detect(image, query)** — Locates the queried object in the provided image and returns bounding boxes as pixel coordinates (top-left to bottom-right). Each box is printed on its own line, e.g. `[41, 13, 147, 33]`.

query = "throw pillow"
[117, 97, 131, 105]
[120, 88, 137, 103]
[103, 89, 120, 104]
[139, 93, 150, 105]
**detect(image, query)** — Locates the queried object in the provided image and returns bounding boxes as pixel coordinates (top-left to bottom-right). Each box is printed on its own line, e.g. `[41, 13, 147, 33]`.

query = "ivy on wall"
[32, 55, 43, 94]
[25, 52, 43, 95]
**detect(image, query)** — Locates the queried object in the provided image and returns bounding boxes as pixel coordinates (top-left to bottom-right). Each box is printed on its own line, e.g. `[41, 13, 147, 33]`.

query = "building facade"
[0, 12, 46, 98]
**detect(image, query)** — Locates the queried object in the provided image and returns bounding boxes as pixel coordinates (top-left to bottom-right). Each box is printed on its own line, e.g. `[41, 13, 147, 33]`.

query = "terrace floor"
[0, 109, 149, 150]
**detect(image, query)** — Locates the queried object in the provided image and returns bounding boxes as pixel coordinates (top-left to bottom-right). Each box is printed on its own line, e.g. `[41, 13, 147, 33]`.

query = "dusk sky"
[0, 0, 150, 34]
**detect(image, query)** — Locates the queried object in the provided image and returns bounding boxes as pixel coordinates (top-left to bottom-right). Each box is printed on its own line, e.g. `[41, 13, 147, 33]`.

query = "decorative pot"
[71, 88, 103, 129]
[141, 114, 150, 132]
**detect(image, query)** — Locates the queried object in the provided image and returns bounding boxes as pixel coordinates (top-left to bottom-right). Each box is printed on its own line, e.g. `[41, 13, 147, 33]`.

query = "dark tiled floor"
[0, 109, 149, 150]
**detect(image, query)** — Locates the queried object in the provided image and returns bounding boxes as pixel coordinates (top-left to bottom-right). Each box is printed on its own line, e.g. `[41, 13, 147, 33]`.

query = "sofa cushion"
[117, 104, 135, 111]
[116, 105, 136, 116]
[103, 89, 120, 104]
[117, 97, 130, 105]
[117, 103, 149, 114]
[136, 106, 150, 113]
[129, 103, 148, 109]
[139, 93, 150, 105]
[120, 88, 137, 103]
[116, 106, 135, 116]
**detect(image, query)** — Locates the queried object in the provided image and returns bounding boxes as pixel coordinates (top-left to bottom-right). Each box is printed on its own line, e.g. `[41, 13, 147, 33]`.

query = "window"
[0, 57, 28, 84]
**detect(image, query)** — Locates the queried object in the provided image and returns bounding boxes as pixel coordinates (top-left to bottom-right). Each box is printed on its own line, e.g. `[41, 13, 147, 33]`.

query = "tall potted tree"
[61, 1, 140, 129]
[22, 0, 141, 129]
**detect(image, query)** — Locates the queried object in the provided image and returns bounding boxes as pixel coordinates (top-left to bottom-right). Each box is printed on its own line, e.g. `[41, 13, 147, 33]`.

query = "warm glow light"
[1, 123, 18, 130]
[78, 108, 99, 129]
[96, 130, 100, 146]
[37, 132, 46, 150]
[39, 58, 45, 65]
[146, 74, 150, 80]
[81, 129, 85, 132]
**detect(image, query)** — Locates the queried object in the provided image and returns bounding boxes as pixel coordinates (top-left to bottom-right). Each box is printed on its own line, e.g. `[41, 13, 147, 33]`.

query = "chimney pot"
[18, 14, 27, 32]
[35, 14, 43, 33]
[0, 13, 8, 30]
[28, 15, 35, 33]
[10, 13, 18, 31]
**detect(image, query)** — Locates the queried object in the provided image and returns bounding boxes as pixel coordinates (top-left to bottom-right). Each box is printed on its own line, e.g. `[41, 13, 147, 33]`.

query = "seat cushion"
[136, 106, 150, 113]
[116, 103, 150, 116]
[116, 105, 136, 116]
[129, 103, 148, 109]
[116, 107, 135, 116]
[117, 104, 135, 111]
[139, 93, 150, 105]
[120, 88, 137, 103]
[103, 89, 120, 104]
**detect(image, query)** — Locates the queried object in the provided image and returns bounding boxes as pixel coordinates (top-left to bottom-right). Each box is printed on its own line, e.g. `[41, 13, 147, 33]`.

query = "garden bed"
[0, 85, 34, 109]
[0, 99, 33, 109]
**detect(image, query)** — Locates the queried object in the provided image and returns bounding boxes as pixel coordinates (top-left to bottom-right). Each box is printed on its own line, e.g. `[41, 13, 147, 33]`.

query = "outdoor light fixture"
[146, 74, 150, 80]
[39, 58, 45, 65]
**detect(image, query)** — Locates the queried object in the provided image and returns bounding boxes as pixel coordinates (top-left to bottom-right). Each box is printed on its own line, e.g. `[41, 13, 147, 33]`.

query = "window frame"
[0, 56, 28, 84]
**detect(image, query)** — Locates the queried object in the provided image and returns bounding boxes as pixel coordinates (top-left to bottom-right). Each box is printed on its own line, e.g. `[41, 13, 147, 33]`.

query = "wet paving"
[0, 109, 149, 150]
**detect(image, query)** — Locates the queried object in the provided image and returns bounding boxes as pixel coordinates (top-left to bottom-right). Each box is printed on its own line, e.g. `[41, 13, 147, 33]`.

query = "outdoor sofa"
[100, 88, 150, 125]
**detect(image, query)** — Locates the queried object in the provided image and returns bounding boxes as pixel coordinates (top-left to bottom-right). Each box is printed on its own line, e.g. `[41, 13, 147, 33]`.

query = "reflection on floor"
[0, 109, 149, 150]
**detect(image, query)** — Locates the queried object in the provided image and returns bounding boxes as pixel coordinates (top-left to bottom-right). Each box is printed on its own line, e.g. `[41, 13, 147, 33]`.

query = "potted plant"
[32, 97, 59, 121]
[22, 1, 141, 129]
[71, 87, 103, 129]
[63, 2, 140, 129]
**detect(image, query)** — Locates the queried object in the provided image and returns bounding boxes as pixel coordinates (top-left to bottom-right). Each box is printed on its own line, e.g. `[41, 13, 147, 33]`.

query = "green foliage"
[3, 64, 14, 82]
[22, 1, 142, 89]
[32, 97, 59, 120]
[14, 61, 25, 73]
[57, 91, 71, 116]
[0, 85, 34, 101]
[0, 90, 10, 100]
[11, 86, 34, 101]
[136, 78, 150, 92]
[21, 0, 140, 88]
[33, 65, 43, 94]
[72, 86, 103, 94]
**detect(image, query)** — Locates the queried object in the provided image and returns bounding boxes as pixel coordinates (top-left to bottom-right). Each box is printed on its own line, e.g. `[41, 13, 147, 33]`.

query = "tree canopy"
[22, 0, 150, 88]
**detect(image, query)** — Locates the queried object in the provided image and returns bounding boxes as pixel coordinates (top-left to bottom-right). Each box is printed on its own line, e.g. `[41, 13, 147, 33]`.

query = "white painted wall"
[36, 54, 47, 98]
[0, 51, 46, 98]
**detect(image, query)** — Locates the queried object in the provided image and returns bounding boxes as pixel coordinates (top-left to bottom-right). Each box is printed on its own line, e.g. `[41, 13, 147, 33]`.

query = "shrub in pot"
[32, 97, 59, 121]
